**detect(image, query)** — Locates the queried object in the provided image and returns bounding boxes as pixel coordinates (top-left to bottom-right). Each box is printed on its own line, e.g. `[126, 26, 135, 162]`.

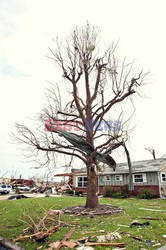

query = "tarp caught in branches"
[48, 128, 117, 170]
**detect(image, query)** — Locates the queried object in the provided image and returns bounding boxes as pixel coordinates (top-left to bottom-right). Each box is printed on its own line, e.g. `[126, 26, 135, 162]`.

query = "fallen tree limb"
[13, 225, 59, 242]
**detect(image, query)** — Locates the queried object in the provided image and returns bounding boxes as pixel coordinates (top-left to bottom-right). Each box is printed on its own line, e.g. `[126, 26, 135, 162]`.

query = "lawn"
[0, 196, 166, 249]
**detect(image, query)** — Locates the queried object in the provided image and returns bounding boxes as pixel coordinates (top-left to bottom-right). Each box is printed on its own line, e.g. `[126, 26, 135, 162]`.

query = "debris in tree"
[130, 221, 150, 228]
[46, 129, 117, 169]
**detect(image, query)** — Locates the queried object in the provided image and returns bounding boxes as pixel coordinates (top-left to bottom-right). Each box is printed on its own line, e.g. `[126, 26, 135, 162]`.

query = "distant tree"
[14, 23, 147, 208]
[145, 147, 156, 159]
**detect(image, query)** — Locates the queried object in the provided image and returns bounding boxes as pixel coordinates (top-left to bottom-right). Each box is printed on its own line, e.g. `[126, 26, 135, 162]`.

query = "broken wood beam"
[55, 228, 75, 250]
[85, 242, 125, 247]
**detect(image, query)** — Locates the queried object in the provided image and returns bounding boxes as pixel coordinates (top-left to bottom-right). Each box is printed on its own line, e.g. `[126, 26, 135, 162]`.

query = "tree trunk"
[123, 143, 134, 191]
[85, 163, 99, 208]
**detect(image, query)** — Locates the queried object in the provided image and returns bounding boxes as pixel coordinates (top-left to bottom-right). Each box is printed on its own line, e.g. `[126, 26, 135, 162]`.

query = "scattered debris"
[13, 208, 73, 242]
[8, 195, 28, 200]
[85, 242, 125, 247]
[47, 210, 64, 225]
[163, 235, 166, 239]
[117, 224, 130, 228]
[98, 230, 105, 233]
[120, 232, 142, 241]
[140, 217, 166, 221]
[112, 248, 126, 250]
[139, 208, 166, 212]
[63, 205, 122, 216]
[48, 228, 75, 250]
[145, 240, 152, 246]
[49, 240, 77, 249]
[0, 236, 24, 250]
[96, 232, 122, 242]
[131, 236, 142, 241]
[130, 221, 150, 228]
[13, 225, 59, 242]
[76, 246, 94, 250]
[153, 243, 161, 247]
[156, 245, 166, 250]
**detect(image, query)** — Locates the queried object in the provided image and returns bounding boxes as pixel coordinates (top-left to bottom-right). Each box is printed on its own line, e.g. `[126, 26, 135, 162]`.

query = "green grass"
[0, 196, 166, 249]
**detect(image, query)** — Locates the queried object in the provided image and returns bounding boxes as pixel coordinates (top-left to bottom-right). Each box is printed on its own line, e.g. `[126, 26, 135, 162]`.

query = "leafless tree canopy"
[14, 23, 146, 166]
[13, 23, 147, 208]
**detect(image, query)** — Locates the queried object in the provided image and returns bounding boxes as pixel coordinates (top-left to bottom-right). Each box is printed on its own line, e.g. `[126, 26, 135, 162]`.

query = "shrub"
[111, 192, 124, 198]
[75, 191, 83, 196]
[66, 189, 74, 195]
[139, 189, 156, 199]
[103, 186, 111, 197]
[103, 186, 128, 198]
[120, 185, 129, 197]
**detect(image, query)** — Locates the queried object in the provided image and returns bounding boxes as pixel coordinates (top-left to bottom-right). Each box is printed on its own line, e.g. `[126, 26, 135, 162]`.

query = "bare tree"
[14, 23, 147, 208]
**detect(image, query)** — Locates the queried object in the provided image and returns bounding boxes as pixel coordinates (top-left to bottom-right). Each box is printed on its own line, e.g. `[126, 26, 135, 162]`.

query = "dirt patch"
[63, 204, 122, 216]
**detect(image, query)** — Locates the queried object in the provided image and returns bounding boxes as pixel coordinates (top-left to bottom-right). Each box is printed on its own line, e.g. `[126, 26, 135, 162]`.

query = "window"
[106, 175, 110, 181]
[133, 174, 147, 183]
[115, 175, 123, 181]
[77, 176, 87, 188]
[161, 173, 166, 182]
[99, 176, 104, 185]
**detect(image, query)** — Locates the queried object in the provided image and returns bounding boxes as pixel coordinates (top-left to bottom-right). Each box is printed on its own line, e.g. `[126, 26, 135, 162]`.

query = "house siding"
[73, 172, 160, 197]
[98, 172, 159, 186]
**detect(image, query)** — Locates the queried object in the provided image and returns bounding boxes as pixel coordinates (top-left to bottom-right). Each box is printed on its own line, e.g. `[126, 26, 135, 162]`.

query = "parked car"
[15, 185, 31, 192]
[0, 184, 12, 194]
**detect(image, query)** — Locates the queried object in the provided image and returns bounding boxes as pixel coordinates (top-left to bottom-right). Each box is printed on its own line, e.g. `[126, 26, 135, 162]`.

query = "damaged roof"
[99, 158, 166, 174]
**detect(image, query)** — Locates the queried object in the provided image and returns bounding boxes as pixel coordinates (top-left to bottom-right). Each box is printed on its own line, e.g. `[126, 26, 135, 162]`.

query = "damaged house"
[55, 158, 166, 197]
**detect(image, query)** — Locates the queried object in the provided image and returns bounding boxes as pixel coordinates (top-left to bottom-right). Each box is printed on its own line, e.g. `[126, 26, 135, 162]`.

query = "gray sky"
[0, 0, 166, 179]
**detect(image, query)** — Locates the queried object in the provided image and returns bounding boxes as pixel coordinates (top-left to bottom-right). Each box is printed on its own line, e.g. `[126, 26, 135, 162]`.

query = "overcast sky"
[0, 0, 166, 179]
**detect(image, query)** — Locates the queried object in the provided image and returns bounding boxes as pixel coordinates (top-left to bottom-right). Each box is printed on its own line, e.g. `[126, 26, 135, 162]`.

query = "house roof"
[72, 158, 166, 176]
[54, 158, 166, 177]
[99, 158, 166, 175]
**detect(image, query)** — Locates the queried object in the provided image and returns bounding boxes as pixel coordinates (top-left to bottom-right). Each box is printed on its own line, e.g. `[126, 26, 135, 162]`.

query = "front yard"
[0, 196, 166, 249]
